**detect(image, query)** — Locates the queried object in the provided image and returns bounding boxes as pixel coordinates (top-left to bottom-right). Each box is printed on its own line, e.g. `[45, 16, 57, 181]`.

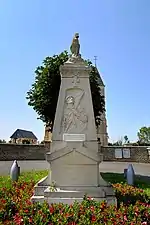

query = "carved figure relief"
[62, 88, 88, 133]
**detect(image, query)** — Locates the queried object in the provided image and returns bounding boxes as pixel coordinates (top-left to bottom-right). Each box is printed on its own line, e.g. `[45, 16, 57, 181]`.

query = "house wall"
[11, 138, 37, 144]
[0, 144, 150, 163]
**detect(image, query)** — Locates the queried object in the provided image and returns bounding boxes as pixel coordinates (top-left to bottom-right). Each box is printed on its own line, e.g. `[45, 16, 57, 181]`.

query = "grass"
[101, 172, 150, 196]
[1, 170, 150, 225]
[0, 170, 150, 195]
[0, 170, 48, 189]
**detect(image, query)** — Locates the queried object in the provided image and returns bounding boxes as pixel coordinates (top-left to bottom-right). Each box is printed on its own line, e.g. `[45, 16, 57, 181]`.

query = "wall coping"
[102, 146, 150, 148]
[0, 143, 45, 147]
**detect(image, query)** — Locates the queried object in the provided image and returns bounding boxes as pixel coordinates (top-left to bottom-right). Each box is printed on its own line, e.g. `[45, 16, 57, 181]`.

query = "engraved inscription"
[63, 133, 85, 142]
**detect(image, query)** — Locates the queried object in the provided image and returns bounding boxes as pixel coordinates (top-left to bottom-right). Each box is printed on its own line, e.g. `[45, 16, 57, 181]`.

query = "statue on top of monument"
[70, 33, 80, 57]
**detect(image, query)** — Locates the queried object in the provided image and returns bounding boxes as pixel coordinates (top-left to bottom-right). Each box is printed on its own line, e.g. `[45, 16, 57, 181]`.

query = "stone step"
[44, 188, 106, 198]
[31, 195, 116, 206]
[34, 186, 48, 196]
[45, 197, 84, 205]
[31, 195, 45, 203]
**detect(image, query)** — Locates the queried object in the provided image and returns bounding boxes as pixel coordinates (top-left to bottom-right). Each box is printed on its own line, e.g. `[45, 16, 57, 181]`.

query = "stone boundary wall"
[0, 144, 48, 160]
[101, 146, 150, 163]
[0, 144, 150, 163]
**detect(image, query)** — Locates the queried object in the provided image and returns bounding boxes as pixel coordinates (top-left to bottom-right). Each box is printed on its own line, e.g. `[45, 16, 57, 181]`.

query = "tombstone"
[31, 33, 116, 205]
[126, 164, 135, 186]
[10, 160, 20, 182]
[124, 168, 127, 179]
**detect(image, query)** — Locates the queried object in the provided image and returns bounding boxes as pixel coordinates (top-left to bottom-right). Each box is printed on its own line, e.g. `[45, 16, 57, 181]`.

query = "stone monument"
[32, 33, 116, 205]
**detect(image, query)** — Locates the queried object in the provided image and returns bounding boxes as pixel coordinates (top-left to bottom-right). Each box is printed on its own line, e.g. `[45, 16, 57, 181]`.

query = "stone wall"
[0, 144, 48, 160]
[100, 146, 150, 163]
[0, 144, 150, 163]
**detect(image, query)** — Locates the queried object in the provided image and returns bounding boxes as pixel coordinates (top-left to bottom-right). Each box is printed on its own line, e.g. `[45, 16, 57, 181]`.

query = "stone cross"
[94, 56, 97, 67]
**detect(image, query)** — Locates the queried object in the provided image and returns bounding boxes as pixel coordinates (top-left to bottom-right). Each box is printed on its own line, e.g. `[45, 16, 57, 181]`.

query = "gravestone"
[126, 164, 135, 186]
[32, 33, 116, 205]
[10, 160, 20, 182]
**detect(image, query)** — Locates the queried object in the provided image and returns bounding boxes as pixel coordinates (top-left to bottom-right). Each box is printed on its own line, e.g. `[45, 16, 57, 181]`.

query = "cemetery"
[0, 34, 150, 224]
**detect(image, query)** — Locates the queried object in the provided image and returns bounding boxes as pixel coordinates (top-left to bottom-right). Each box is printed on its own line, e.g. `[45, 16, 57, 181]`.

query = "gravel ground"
[0, 161, 150, 176]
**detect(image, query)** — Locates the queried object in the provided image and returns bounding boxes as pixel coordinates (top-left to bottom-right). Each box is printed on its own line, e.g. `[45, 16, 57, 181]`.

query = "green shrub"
[113, 183, 150, 207]
[0, 171, 150, 224]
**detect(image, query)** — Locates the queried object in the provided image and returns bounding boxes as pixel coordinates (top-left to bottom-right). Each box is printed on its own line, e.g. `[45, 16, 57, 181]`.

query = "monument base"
[31, 143, 117, 206]
[31, 174, 117, 206]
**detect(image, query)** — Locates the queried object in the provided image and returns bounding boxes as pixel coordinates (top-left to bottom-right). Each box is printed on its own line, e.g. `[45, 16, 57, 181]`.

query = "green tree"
[124, 135, 130, 144]
[113, 139, 123, 146]
[26, 51, 105, 131]
[137, 126, 150, 144]
[0, 139, 6, 143]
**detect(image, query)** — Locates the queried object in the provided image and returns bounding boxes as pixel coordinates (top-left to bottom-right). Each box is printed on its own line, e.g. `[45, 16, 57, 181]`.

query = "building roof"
[10, 129, 38, 140]
[95, 67, 105, 87]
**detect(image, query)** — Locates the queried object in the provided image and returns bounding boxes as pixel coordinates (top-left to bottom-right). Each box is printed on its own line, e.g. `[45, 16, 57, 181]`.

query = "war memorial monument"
[32, 33, 116, 205]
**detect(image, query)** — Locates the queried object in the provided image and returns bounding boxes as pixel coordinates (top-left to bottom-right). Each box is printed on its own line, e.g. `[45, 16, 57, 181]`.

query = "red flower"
[123, 215, 127, 221]
[87, 196, 93, 200]
[91, 215, 96, 222]
[29, 217, 33, 223]
[24, 209, 29, 213]
[49, 206, 54, 214]
[1, 199, 6, 204]
[90, 206, 95, 212]
[13, 214, 23, 225]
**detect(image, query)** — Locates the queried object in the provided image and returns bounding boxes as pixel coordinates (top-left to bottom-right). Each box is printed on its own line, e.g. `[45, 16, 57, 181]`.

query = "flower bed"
[113, 183, 150, 206]
[0, 171, 150, 224]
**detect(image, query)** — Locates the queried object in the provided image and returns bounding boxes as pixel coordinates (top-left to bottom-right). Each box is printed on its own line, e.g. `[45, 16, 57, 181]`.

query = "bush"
[113, 183, 150, 207]
[0, 172, 150, 224]
[1, 198, 150, 224]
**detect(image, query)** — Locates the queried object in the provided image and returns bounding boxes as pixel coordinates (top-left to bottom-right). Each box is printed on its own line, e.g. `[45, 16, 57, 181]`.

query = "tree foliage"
[108, 135, 130, 146]
[0, 139, 6, 143]
[26, 51, 105, 131]
[124, 135, 130, 144]
[137, 126, 150, 144]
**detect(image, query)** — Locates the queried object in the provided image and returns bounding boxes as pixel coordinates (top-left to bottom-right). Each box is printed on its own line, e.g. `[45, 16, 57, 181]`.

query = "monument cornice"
[60, 64, 91, 78]
[47, 145, 102, 163]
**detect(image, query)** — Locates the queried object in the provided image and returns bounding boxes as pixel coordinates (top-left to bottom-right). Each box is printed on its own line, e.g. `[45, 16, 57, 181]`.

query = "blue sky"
[0, 0, 150, 142]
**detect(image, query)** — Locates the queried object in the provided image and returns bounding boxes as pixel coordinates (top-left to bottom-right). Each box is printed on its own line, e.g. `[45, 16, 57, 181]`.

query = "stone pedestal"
[32, 35, 116, 205]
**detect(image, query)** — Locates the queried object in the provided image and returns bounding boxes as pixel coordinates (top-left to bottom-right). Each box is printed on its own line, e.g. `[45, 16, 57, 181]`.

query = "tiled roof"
[10, 129, 37, 140]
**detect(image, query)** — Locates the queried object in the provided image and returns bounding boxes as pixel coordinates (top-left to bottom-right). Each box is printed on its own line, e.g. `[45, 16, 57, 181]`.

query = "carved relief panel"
[61, 88, 88, 133]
